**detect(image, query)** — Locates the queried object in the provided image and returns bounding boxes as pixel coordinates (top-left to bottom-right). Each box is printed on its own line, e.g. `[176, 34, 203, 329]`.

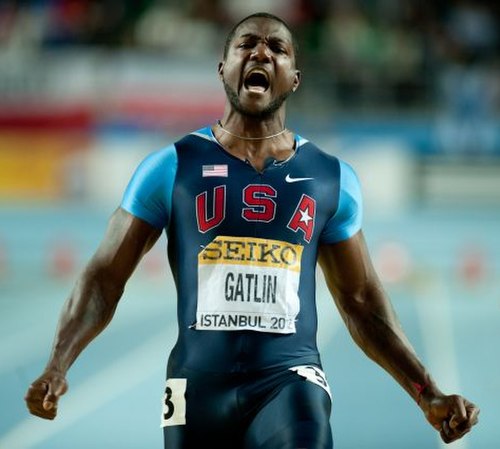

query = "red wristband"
[413, 382, 428, 405]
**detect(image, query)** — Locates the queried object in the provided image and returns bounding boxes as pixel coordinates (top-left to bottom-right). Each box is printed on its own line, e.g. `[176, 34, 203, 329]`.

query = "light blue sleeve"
[320, 160, 363, 243]
[120, 144, 177, 229]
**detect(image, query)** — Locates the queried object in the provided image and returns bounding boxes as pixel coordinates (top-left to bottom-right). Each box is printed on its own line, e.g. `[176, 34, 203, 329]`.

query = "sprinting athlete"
[25, 12, 479, 449]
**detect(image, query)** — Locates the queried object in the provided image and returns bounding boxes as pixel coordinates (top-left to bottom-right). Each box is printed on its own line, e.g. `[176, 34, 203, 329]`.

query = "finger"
[440, 420, 457, 444]
[442, 427, 471, 444]
[453, 408, 479, 436]
[25, 381, 49, 409]
[43, 378, 67, 411]
[466, 402, 480, 426]
[29, 406, 58, 420]
[441, 418, 472, 444]
[449, 397, 467, 429]
[440, 420, 451, 443]
[25, 383, 57, 420]
[25, 381, 47, 401]
[453, 401, 480, 433]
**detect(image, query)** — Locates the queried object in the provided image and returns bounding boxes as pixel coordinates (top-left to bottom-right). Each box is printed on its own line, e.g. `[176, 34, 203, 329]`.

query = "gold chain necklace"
[217, 120, 287, 141]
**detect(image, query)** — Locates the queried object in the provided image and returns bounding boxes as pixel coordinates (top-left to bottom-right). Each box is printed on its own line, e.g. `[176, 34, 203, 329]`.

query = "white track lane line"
[414, 276, 468, 449]
[0, 327, 175, 449]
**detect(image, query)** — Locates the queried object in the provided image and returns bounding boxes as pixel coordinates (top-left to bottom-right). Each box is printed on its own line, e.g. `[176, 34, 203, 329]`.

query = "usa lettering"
[287, 194, 316, 243]
[242, 184, 277, 222]
[196, 185, 226, 233]
[196, 184, 316, 242]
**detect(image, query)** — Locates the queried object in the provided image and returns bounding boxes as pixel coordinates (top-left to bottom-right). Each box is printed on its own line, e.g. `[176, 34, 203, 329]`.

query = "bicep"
[89, 208, 162, 286]
[318, 231, 383, 313]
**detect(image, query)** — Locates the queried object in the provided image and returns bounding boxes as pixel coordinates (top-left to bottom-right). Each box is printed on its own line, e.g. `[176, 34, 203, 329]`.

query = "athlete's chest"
[172, 138, 339, 245]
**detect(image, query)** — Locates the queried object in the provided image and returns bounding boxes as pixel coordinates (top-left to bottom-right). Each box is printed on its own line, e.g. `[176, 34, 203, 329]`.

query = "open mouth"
[244, 70, 270, 93]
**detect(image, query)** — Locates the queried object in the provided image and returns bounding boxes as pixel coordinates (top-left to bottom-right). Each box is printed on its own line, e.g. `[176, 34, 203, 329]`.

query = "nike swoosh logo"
[285, 174, 314, 183]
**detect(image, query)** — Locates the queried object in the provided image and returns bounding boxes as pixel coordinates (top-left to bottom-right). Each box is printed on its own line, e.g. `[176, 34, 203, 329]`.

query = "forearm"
[319, 236, 479, 442]
[338, 285, 441, 403]
[45, 266, 124, 375]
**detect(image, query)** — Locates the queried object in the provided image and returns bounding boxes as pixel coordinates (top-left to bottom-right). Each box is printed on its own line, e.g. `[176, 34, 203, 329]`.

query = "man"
[26, 12, 479, 449]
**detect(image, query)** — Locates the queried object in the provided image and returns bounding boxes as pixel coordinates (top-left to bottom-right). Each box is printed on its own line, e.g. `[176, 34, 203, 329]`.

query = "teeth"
[244, 69, 269, 92]
[247, 69, 268, 81]
[249, 69, 267, 76]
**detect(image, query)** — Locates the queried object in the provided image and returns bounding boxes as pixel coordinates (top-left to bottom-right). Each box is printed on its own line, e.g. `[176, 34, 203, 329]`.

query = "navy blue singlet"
[121, 127, 362, 375]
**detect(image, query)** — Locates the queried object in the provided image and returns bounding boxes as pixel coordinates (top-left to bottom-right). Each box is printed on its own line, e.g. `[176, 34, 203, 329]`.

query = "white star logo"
[299, 209, 312, 225]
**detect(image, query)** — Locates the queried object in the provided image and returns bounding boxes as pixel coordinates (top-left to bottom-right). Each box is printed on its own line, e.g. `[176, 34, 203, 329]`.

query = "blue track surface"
[0, 205, 498, 449]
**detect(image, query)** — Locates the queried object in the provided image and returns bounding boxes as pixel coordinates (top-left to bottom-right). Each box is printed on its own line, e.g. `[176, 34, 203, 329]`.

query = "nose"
[250, 42, 271, 62]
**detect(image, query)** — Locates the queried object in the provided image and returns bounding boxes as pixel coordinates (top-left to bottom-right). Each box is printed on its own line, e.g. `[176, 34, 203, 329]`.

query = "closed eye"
[268, 37, 288, 54]
[271, 45, 286, 54]
[237, 36, 258, 50]
[236, 35, 290, 55]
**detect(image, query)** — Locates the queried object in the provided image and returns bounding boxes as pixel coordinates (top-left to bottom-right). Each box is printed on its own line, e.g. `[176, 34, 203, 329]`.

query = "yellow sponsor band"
[199, 236, 303, 272]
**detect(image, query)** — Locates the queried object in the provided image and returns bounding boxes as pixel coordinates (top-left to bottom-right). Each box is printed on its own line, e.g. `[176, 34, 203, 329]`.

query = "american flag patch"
[202, 164, 228, 177]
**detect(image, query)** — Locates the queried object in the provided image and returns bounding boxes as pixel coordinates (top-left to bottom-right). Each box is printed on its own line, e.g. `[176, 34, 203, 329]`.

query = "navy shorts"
[161, 365, 333, 449]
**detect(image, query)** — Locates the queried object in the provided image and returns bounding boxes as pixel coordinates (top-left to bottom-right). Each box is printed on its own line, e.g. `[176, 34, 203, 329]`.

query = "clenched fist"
[25, 371, 68, 420]
[421, 393, 479, 443]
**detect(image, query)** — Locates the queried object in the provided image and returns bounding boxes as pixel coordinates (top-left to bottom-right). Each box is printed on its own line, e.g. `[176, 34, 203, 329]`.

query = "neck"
[218, 106, 287, 140]
[212, 116, 295, 172]
[217, 120, 287, 141]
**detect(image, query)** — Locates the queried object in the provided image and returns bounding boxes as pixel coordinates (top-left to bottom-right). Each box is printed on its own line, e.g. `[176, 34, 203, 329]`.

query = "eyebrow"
[237, 33, 290, 45]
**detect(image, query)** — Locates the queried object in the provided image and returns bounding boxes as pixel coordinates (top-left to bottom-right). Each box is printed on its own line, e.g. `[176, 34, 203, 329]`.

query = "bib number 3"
[161, 378, 187, 427]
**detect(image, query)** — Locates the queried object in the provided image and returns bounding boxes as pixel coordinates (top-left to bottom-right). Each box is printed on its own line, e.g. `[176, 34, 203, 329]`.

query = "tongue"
[246, 84, 267, 93]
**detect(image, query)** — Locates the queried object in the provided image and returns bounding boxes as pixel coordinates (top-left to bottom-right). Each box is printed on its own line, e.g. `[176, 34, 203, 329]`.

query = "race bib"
[196, 236, 303, 334]
[161, 378, 187, 427]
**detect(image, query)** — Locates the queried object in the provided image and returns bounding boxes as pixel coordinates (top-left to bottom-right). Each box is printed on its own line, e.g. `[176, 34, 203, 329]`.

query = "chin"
[235, 94, 288, 119]
[224, 80, 286, 119]
[240, 102, 272, 117]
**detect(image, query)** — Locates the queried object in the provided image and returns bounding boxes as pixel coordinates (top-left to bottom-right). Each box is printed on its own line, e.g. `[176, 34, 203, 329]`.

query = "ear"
[292, 70, 301, 92]
[218, 62, 224, 80]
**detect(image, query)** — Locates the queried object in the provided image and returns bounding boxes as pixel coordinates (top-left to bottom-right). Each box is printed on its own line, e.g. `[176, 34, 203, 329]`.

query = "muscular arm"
[25, 208, 161, 419]
[318, 231, 479, 443]
[319, 231, 433, 400]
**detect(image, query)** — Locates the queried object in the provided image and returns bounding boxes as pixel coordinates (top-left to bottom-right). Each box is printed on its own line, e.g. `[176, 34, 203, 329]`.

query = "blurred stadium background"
[0, 0, 499, 448]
